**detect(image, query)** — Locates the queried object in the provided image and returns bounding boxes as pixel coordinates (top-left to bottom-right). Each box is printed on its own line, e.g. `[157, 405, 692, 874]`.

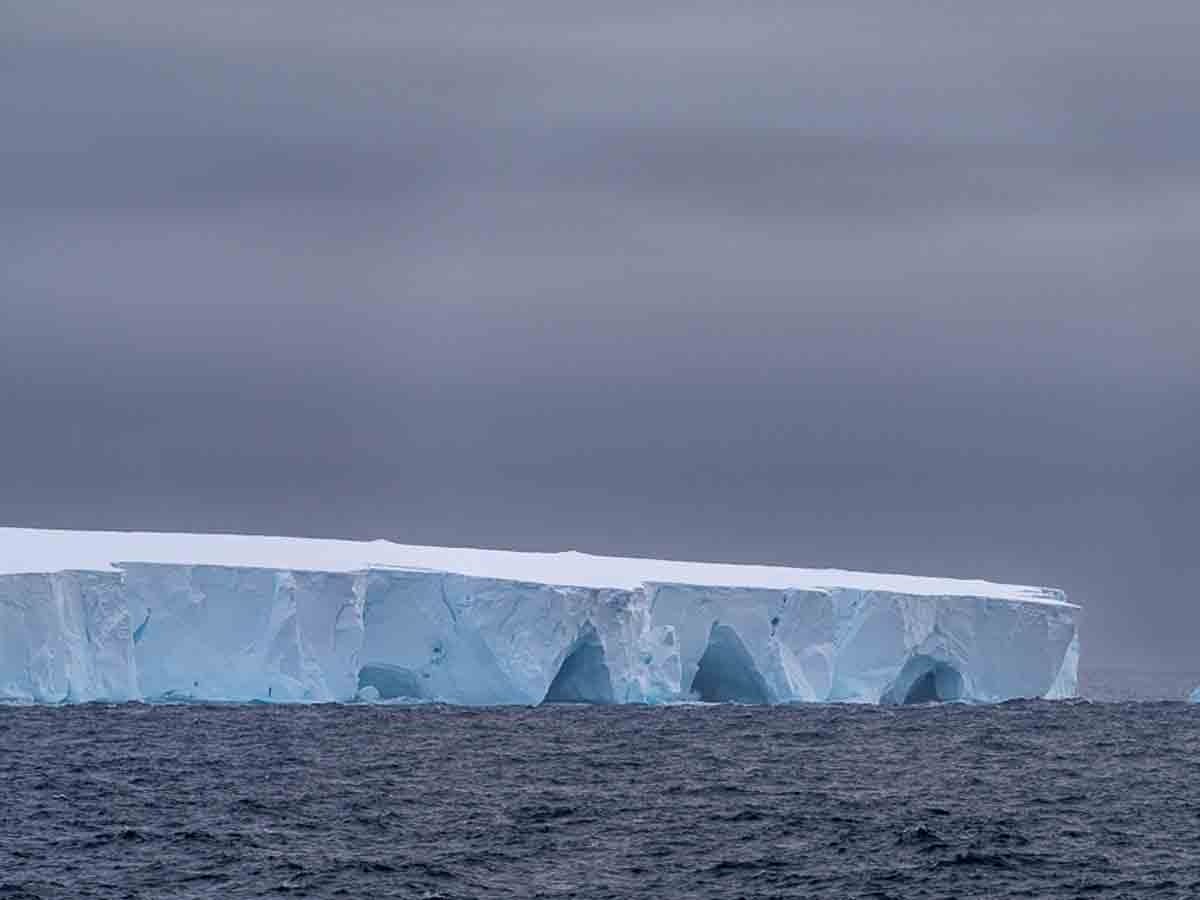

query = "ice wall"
[0, 571, 137, 702]
[120, 564, 365, 702]
[0, 528, 1080, 705]
[357, 570, 678, 705]
[645, 583, 1079, 704]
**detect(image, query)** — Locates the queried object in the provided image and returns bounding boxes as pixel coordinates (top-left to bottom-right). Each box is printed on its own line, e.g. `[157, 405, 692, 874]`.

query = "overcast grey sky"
[2, 2, 1197, 667]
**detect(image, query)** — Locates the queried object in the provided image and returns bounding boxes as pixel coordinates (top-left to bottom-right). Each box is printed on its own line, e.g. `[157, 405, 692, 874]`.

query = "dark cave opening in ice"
[689, 624, 771, 704]
[543, 631, 615, 704]
[884, 656, 965, 705]
[357, 663, 423, 700]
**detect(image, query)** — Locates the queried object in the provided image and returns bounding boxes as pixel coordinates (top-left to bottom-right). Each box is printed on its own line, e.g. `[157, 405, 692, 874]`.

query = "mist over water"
[1080, 666, 1200, 703]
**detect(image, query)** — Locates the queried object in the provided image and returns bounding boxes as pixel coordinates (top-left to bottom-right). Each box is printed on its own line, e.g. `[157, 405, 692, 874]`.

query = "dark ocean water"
[4, 676, 1200, 899]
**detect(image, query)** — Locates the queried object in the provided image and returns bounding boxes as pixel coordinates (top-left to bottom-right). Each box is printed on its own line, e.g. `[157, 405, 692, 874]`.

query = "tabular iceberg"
[0, 527, 1079, 705]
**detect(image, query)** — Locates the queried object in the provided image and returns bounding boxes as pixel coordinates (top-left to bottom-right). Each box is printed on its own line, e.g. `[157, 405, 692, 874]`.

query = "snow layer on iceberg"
[0, 527, 1070, 603]
[0, 527, 1078, 705]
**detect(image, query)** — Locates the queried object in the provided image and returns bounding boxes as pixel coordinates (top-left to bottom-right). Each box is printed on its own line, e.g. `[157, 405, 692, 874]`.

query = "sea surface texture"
[3, 695, 1200, 899]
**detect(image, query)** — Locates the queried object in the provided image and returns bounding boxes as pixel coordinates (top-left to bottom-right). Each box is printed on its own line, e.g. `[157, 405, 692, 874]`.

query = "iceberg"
[0, 527, 1079, 705]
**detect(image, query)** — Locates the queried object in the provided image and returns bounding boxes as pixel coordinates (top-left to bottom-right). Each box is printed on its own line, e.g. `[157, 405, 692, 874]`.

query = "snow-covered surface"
[0, 527, 1080, 705]
[0, 528, 1069, 604]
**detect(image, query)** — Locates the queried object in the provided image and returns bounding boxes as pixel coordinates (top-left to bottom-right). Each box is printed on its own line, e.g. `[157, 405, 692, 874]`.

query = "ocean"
[3, 668, 1199, 899]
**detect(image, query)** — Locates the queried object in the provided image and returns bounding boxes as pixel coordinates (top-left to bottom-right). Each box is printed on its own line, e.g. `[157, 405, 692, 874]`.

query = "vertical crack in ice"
[132, 609, 151, 645]
[438, 576, 458, 626]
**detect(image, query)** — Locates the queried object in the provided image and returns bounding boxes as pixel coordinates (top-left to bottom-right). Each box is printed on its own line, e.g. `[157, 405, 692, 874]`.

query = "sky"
[2, 2, 1197, 668]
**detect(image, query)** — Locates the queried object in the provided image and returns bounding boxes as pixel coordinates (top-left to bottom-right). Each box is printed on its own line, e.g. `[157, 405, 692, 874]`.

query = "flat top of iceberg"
[0, 526, 1072, 606]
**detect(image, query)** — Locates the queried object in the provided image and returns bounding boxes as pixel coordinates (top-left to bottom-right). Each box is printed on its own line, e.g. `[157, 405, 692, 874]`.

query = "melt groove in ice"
[0, 528, 1080, 705]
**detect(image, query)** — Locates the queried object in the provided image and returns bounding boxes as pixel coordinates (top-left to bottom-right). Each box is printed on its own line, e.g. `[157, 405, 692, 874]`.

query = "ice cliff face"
[0, 571, 137, 703]
[646, 583, 1078, 705]
[0, 528, 1079, 705]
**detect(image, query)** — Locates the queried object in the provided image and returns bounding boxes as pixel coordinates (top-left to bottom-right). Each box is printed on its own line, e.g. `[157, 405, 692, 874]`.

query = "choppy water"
[4, 691, 1200, 900]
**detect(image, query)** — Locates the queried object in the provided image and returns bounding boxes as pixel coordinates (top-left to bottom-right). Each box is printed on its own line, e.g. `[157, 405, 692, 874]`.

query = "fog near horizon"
[2, 2, 1197, 669]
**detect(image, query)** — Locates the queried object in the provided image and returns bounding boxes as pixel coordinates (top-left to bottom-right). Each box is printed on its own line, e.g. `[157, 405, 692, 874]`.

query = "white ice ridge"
[0, 527, 1080, 705]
